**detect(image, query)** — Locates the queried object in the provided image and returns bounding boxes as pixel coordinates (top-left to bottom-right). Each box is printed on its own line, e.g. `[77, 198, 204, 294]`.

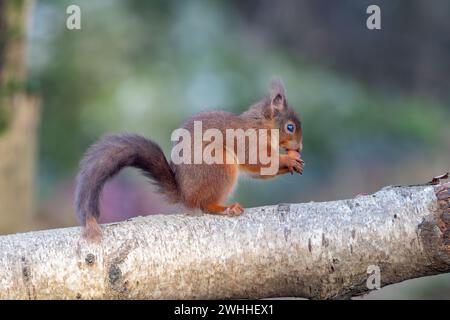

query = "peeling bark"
[0, 183, 449, 299]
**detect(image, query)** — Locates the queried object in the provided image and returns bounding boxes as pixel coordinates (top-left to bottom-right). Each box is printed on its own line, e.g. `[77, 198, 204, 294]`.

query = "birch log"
[0, 183, 449, 300]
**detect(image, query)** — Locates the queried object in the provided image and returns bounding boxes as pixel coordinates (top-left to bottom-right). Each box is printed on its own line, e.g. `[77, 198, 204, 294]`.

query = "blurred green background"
[4, 0, 450, 298]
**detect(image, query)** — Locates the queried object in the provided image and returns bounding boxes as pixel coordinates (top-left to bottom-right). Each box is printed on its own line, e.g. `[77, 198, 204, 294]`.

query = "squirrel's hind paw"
[225, 203, 244, 216]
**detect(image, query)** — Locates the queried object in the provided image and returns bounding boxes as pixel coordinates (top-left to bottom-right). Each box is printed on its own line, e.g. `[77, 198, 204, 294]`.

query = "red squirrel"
[75, 78, 304, 240]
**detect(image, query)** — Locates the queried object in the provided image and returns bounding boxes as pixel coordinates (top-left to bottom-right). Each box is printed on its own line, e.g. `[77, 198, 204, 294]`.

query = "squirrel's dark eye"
[286, 123, 295, 133]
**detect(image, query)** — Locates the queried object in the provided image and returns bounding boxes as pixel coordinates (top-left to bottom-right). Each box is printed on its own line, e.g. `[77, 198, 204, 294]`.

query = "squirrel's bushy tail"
[75, 133, 179, 227]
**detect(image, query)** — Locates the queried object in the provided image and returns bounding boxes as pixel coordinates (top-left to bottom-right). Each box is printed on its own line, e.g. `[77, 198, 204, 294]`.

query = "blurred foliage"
[29, 0, 450, 197]
[27, 0, 450, 297]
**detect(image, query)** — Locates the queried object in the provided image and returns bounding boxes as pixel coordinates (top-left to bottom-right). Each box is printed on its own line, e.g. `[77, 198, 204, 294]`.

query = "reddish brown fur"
[75, 77, 303, 240]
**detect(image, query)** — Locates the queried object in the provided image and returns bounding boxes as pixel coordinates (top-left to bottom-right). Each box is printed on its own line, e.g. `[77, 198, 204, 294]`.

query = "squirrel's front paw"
[284, 151, 304, 175]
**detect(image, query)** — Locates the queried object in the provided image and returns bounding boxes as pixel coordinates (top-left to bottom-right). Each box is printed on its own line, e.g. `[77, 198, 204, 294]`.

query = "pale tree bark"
[0, 0, 40, 234]
[0, 182, 448, 299]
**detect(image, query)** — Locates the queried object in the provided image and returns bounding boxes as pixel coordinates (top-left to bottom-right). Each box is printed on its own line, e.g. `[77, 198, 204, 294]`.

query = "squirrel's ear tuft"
[270, 77, 286, 111]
